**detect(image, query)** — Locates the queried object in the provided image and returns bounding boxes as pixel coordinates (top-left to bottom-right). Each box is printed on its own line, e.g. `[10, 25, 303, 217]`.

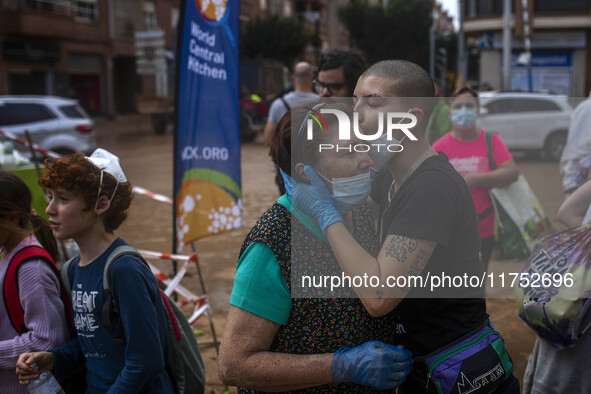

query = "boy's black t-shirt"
[372, 152, 488, 356]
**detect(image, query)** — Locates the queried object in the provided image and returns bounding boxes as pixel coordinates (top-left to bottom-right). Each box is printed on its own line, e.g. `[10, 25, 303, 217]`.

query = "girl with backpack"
[15, 150, 176, 393]
[0, 170, 70, 393]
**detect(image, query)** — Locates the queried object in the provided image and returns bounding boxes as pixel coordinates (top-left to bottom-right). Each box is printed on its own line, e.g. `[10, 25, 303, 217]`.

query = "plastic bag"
[516, 224, 591, 349]
[490, 175, 551, 259]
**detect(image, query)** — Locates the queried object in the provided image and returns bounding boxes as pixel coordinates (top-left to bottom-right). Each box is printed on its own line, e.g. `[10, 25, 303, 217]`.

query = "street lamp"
[437, 48, 448, 88]
[457, 0, 467, 86]
[430, 9, 435, 77]
[502, 0, 512, 91]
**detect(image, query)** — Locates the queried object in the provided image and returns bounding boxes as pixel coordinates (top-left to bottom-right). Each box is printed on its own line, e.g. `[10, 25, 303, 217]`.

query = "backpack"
[280, 95, 291, 111]
[61, 245, 206, 394]
[4, 245, 87, 392]
[3, 245, 73, 335]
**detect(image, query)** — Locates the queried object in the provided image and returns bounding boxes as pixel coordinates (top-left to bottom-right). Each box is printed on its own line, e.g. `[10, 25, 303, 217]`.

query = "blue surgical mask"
[451, 107, 478, 128]
[317, 170, 371, 212]
[369, 110, 412, 172]
[279, 168, 293, 197]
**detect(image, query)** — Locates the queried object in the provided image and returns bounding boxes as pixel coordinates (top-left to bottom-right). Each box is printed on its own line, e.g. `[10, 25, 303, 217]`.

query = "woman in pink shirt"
[432, 87, 519, 270]
[0, 171, 69, 393]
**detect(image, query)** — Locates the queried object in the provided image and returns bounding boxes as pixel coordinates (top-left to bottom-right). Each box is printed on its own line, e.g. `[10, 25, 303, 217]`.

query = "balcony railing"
[72, 0, 99, 22]
[2, 0, 99, 22]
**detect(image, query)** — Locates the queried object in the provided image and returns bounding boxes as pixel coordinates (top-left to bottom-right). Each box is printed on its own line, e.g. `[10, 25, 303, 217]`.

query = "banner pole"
[172, 0, 187, 273]
[190, 241, 221, 357]
[173, 5, 240, 388]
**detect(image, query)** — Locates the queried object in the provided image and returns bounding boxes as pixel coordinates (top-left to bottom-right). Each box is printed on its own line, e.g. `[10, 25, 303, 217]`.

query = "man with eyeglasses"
[263, 61, 317, 146]
[315, 49, 367, 98]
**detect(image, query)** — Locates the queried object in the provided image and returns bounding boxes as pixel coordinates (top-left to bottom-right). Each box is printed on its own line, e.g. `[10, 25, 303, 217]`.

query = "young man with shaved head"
[294, 60, 520, 393]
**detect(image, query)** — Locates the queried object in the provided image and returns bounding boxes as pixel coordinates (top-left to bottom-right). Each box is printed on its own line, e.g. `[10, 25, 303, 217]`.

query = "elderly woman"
[217, 102, 413, 393]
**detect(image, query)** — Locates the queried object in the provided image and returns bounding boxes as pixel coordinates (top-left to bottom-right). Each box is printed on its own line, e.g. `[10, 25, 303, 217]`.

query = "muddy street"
[96, 115, 564, 393]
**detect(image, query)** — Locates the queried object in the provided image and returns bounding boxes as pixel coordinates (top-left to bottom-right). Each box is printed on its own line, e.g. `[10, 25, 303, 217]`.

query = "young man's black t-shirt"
[371, 152, 488, 357]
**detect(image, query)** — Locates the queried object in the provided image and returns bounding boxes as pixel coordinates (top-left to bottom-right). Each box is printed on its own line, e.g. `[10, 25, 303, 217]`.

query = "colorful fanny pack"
[410, 321, 514, 394]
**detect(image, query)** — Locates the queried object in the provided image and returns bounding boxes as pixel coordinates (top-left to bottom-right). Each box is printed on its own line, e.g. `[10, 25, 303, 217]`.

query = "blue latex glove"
[332, 341, 413, 390]
[292, 165, 344, 233]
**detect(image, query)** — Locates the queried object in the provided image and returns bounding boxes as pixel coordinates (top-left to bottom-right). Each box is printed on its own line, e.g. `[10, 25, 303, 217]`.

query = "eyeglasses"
[313, 79, 347, 95]
[451, 102, 476, 110]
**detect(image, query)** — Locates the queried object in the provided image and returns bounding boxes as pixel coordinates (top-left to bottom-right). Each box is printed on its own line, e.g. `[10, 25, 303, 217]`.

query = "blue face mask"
[316, 170, 372, 213]
[451, 107, 478, 128]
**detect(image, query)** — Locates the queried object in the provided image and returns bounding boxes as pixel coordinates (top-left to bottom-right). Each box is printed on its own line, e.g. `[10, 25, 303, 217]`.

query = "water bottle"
[27, 363, 65, 394]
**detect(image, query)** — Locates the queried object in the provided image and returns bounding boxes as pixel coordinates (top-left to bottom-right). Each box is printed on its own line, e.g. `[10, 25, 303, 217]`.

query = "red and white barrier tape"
[0, 129, 60, 159]
[1, 129, 173, 205]
[131, 187, 173, 204]
[138, 249, 199, 263]
[139, 250, 208, 325]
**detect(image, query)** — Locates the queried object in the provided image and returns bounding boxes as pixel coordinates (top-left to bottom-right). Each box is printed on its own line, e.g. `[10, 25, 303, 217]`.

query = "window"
[0, 103, 57, 126]
[22, 0, 73, 15]
[535, 0, 589, 13]
[466, 0, 477, 17]
[464, 0, 505, 18]
[484, 98, 561, 114]
[24, 0, 54, 12]
[144, 2, 158, 30]
[484, 99, 514, 114]
[3, 0, 19, 10]
[0, 105, 10, 126]
[59, 105, 87, 119]
[171, 7, 180, 31]
[72, 0, 99, 22]
[512, 98, 561, 112]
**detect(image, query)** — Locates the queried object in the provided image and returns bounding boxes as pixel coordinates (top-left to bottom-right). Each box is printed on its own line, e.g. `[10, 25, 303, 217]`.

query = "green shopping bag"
[491, 196, 530, 259]
[486, 132, 551, 259]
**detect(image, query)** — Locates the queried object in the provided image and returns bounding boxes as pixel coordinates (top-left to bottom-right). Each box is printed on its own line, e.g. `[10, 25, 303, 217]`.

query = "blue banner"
[511, 52, 572, 68]
[174, 0, 241, 251]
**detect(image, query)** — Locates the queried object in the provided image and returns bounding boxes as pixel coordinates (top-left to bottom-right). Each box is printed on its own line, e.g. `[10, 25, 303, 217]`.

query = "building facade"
[241, 0, 352, 64]
[0, 0, 181, 116]
[0, 0, 352, 117]
[463, 0, 591, 96]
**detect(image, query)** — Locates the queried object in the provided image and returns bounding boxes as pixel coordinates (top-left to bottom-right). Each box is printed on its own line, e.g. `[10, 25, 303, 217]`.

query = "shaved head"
[361, 60, 434, 98]
[293, 61, 315, 83]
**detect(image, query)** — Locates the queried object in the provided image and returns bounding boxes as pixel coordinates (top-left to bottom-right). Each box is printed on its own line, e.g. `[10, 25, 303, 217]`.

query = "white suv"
[477, 92, 573, 161]
[0, 96, 96, 157]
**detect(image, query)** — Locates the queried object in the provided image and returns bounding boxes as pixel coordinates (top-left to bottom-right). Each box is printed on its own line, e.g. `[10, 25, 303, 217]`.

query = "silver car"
[477, 92, 573, 161]
[0, 96, 96, 157]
